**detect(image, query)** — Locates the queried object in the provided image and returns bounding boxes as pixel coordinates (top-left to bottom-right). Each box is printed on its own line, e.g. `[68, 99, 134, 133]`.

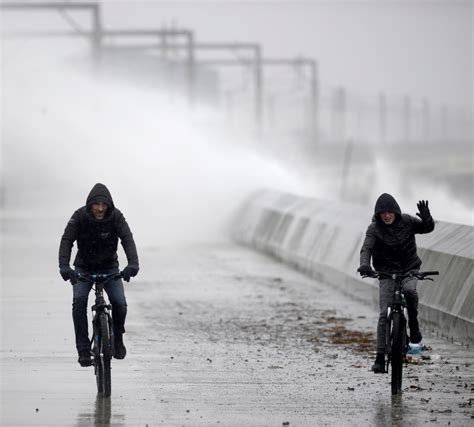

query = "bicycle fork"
[108, 314, 115, 357]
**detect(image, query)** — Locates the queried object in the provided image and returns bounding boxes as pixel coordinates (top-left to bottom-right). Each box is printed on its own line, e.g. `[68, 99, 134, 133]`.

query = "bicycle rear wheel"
[391, 312, 404, 395]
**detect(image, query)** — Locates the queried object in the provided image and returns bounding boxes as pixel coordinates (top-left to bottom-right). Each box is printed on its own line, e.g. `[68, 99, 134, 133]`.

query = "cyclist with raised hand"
[357, 193, 434, 373]
[58, 183, 139, 367]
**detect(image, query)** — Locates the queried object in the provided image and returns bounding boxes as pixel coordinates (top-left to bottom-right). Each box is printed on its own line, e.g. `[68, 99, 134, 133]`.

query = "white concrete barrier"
[232, 189, 474, 345]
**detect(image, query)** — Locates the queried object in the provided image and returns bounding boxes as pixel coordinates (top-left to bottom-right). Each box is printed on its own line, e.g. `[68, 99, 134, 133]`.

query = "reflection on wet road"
[75, 396, 113, 427]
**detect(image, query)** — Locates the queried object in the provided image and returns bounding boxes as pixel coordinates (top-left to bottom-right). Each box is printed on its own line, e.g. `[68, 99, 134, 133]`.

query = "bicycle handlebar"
[360, 270, 439, 280]
[420, 271, 439, 276]
[77, 272, 122, 282]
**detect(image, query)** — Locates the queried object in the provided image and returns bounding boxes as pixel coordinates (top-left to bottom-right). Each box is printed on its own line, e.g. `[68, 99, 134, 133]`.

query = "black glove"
[59, 266, 77, 285]
[416, 200, 431, 221]
[358, 265, 374, 277]
[121, 265, 139, 282]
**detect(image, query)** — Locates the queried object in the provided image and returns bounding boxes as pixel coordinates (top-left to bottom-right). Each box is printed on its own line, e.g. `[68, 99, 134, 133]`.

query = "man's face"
[380, 211, 396, 225]
[91, 202, 108, 220]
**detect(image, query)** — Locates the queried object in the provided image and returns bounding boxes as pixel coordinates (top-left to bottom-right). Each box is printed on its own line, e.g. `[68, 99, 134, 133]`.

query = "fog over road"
[1, 218, 473, 426]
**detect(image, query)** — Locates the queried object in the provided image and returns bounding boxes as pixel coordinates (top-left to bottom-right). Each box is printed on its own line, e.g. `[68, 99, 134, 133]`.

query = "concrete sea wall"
[232, 189, 473, 345]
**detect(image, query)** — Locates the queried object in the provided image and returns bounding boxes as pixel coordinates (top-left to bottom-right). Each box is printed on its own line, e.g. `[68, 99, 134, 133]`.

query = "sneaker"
[78, 350, 92, 367]
[114, 334, 127, 360]
[371, 353, 386, 374]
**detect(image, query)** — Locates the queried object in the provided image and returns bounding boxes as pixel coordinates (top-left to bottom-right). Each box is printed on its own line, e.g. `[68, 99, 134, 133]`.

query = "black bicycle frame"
[384, 274, 409, 370]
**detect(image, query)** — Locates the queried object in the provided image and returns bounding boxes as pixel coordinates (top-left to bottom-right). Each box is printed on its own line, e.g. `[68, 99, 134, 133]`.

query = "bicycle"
[361, 270, 439, 395]
[77, 272, 122, 397]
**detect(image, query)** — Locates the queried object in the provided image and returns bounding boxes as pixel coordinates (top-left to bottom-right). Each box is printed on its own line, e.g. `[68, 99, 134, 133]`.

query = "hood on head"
[374, 193, 401, 217]
[86, 183, 115, 210]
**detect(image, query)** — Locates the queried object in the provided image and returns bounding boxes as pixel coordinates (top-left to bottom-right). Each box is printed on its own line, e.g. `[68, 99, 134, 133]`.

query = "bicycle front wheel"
[93, 321, 104, 394]
[95, 313, 112, 397]
[100, 314, 112, 397]
[391, 312, 404, 395]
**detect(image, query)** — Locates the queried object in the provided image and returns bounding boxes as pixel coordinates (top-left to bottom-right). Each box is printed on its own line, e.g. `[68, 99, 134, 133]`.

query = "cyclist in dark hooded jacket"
[59, 183, 139, 366]
[358, 193, 434, 373]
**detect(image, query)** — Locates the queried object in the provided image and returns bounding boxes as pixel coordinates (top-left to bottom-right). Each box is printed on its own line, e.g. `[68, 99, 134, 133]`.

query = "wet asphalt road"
[1, 224, 473, 426]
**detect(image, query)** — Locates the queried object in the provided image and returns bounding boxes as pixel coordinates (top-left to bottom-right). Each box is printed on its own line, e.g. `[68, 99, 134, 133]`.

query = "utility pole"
[187, 32, 196, 107]
[332, 87, 346, 143]
[309, 60, 319, 141]
[91, 4, 102, 61]
[255, 45, 263, 133]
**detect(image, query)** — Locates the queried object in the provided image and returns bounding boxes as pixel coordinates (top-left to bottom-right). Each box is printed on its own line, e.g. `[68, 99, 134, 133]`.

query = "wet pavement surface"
[1, 220, 473, 426]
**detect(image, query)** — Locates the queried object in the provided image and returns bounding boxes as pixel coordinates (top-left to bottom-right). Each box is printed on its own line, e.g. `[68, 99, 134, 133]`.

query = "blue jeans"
[72, 268, 127, 353]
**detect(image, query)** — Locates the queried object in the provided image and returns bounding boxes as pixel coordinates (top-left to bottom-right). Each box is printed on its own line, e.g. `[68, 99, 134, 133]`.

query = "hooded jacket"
[59, 183, 139, 271]
[360, 193, 434, 272]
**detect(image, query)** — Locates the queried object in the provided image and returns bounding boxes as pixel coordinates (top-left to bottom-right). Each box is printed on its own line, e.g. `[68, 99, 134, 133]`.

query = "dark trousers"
[72, 268, 127, 353]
